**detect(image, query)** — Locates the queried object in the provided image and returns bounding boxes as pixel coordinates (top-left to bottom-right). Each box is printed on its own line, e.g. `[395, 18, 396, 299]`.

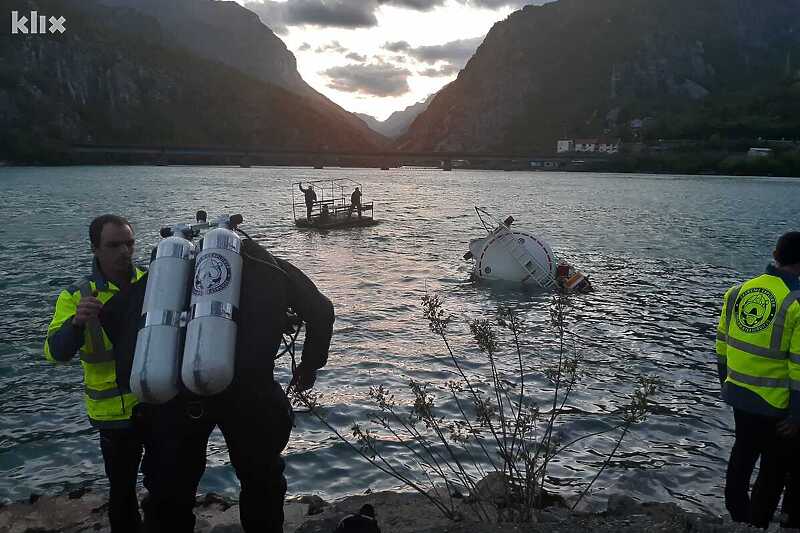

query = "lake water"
[0, 166, 798, 515]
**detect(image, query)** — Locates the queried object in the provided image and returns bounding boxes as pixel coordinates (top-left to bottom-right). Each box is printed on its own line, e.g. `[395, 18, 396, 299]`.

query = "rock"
[606, 494, 639, 515]
[198, 493, 234, 511]
[539, 506, 571, 523]
[297, 495, 327, 515]
[427, 483, 465, 503]
[207, 526, 243, 533]
[469, 473, 510, 505]
[67, 488, 89, 500]
[294, 514, 345, 533]
[284, 502, 310, 529]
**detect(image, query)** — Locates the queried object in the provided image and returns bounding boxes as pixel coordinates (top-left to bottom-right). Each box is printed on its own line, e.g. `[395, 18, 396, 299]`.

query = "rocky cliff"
[357, 95, 434, 138]
[397, 0, 800, 152]
[96, 0, 383, 146]
[0, 0, 384, 161]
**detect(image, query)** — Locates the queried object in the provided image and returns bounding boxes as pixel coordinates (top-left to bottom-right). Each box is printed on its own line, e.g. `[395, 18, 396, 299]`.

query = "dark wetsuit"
[107, 239, 334, 533]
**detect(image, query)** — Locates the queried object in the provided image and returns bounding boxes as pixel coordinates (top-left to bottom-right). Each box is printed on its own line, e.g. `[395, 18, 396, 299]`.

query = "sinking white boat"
[464, 208, 592, 292]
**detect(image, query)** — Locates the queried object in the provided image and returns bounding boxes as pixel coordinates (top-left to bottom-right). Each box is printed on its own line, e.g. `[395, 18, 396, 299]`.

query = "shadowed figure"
[348, 187, 362, 219]
[299, 183, 317, 220]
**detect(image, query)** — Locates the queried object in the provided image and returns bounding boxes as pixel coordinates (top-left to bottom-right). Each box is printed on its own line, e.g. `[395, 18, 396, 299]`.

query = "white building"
[557, 140, 574, 153]
[574, 139, 599, 152]
[597, 138, 621, 154]
[747, 148, 773, 158]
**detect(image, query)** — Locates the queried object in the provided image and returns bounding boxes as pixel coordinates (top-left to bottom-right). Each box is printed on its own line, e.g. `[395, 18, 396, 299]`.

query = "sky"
[234, 0, 546, 120]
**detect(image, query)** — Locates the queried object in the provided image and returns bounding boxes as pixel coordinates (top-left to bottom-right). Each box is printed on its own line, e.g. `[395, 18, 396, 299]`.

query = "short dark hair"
[775, 231, 800, 266]
[89, 214, 132, 248]
[358, 504, 375, 518]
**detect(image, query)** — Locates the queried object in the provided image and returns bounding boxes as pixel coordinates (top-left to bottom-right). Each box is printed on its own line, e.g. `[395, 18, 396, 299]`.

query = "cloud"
[465, 0, 533, 8]
[384, 41, 411, 53]
[323, 62, 411, 97]
[383, 37, 482, 67]
[419, 64, 461, 77]
[315, 40, 349, 54]
[285, 0, 378, 29]
[298, 42, 312, 51]
[346, 52, 368, 62]
[377, 0, 445, 10]
[243, 0, 546, 33]
[244, 0, 379, 31]
[378, 0, 537, 11]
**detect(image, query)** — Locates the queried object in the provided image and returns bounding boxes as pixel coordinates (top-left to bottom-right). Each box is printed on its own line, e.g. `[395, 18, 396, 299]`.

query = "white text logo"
[11, 11, 66, 34]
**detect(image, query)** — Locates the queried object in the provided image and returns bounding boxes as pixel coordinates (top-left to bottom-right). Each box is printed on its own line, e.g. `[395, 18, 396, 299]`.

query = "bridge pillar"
[442, 158, 452, 171]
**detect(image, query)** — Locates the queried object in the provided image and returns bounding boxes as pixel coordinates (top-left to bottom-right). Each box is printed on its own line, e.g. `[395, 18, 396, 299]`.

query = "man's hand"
[777, 418, 800, 438]
[73, 294, 103, 327]
[290, 363, 317, 393]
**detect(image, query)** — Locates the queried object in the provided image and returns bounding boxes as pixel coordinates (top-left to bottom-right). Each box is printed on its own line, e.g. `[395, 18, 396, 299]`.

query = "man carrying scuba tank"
[43, 214, 148, 533]
[716, 231, 800, 529]
[114, 224, 334, 533]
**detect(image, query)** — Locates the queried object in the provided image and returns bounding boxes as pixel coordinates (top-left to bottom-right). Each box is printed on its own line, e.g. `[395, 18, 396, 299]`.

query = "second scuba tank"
[131, 233, 195, 404]
[181, 219, 242, 396]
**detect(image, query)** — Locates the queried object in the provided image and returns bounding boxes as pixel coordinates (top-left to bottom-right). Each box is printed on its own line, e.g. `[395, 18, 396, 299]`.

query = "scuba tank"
[181, 215, 244, 396]
[130, 227, 195, 404]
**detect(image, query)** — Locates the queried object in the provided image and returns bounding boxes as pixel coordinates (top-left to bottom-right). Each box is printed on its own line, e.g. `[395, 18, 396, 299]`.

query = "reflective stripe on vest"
[725, 336, 787, 361]
[727, 369, 789, 389]
[85, 386, 131, 400]
[77, 281, 114, 364]
[771, 290, 800, 351]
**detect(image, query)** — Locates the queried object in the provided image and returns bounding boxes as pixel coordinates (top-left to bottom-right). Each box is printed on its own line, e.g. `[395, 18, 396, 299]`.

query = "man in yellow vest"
[716, 231, 800, 529]
[44, 214, 147, 533]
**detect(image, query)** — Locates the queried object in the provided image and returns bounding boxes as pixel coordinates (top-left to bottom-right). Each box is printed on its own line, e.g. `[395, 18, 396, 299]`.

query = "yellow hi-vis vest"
[717, 273, 800, 412]
[44, 267, 146, 428]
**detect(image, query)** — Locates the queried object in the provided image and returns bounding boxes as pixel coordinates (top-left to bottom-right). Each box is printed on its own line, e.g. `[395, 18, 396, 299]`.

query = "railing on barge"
[292, 178, 375, 228]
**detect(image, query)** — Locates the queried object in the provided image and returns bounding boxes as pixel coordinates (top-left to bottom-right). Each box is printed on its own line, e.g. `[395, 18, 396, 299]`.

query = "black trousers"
[99, 426, 144, 533]
[140, 381, 293, 533]
[725, 409, 792, 529]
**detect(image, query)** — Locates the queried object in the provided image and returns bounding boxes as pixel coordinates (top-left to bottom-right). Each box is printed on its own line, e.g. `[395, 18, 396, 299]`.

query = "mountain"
[97, 0, 384, 147]
[357, 95, 435, 138]
[0, 0, 384, 161]
[397, 0, 800, 153]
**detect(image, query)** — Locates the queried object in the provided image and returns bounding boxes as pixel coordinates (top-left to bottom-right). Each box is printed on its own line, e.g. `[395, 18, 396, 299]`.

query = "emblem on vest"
[734, 287, 777, 333]
[193, 253, 231, 296]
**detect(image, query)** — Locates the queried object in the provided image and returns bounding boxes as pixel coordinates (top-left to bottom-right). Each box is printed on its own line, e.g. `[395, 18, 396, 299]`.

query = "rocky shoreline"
[0, 487, 779, 533]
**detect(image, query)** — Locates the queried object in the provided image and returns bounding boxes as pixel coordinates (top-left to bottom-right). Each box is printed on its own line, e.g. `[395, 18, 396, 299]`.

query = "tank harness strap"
[77, 281, 115, 364]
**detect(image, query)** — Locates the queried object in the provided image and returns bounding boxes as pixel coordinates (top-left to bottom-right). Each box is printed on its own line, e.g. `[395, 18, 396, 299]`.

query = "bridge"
[69, 143, 608, 170]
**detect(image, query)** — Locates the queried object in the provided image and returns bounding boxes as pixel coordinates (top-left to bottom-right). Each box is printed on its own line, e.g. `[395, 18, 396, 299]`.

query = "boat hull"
[470, 230, 556, 286]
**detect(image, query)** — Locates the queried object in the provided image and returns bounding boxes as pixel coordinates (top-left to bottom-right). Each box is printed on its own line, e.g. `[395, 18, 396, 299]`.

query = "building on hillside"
[574, 139, 599, 152]
[597, 138, 621, 154]
[557, 138, 622, 154]
[557, 140, 575, 153]
[529, 159, 561, 170]
[747, 147, 773, 158]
